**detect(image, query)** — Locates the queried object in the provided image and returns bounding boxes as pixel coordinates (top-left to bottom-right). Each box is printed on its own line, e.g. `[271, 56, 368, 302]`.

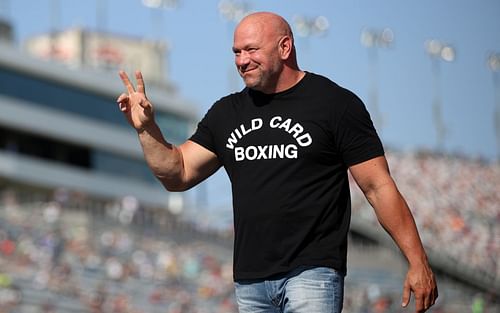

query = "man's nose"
[235, 51, 250, 67]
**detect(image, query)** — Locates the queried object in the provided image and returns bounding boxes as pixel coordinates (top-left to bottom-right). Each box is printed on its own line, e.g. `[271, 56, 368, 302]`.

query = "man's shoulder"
[208, 88, 249, 112]
[214, 88, 248, 105]
[305, 72, 359, 100]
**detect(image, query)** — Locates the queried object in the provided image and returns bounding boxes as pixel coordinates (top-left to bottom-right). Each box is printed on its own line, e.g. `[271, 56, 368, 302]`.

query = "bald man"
[117, 11, 438, 313]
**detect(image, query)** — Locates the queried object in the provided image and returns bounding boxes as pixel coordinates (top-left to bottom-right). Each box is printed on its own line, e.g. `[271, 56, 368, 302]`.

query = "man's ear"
[279, 36, 293, 59]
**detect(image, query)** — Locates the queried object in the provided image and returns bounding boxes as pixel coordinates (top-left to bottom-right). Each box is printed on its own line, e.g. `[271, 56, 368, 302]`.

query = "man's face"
[232, 22, 283, 93]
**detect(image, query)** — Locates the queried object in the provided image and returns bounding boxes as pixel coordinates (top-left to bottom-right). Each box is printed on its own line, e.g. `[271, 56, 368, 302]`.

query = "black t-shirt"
[190, 72, 384, 280]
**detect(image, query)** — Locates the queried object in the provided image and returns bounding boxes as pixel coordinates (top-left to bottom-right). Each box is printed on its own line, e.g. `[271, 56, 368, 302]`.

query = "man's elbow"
[163, 182, 189, 192]
[361, 178, 396, 203]
[156, 175, 190, 192]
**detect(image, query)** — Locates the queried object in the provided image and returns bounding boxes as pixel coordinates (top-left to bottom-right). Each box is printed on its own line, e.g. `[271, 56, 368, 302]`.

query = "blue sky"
[3, 0, 500, 219]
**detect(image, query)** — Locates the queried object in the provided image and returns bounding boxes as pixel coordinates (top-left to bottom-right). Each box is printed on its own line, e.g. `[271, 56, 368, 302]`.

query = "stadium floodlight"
[142, 0, 178, 10]
[425, 39, 455, 62]
[488, 52, 500, 72]
[293, 15, 330, 37]
[360, 27, 393, 48]
[425, 39, 455, 151]
[218, 0, 251, 23]
[360, 28, 394, 133]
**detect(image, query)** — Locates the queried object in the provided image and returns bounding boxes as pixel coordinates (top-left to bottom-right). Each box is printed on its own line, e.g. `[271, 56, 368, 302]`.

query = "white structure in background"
[24, 28, 170, 88]
[0, 22, 197, 212]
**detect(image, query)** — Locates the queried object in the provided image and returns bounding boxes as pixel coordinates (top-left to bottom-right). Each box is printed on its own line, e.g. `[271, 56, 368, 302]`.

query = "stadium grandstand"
[0, 3, 499, 312]
[0, 26, 197, 210]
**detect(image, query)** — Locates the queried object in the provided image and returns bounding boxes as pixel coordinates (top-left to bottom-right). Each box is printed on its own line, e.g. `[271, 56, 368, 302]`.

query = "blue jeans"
[234, 266, 344, 313]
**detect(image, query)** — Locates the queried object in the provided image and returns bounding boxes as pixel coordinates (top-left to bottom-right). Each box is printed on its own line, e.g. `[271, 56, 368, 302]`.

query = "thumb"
[402, 279, 411, 307]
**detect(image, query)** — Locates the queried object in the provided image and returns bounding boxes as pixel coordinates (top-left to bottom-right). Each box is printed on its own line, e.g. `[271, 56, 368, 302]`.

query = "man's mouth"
[240, 67, 257, 75]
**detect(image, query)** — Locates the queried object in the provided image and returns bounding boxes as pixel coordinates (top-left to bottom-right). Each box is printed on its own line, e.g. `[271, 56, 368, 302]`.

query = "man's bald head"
[236, 12, 294, 41]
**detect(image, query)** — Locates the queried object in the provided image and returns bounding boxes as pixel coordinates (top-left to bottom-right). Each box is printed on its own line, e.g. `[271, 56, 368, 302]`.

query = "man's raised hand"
[117, 70, 154, 132]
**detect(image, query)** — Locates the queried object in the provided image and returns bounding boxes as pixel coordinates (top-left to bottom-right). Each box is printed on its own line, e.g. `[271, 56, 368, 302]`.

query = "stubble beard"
[240, 68, 278, 93]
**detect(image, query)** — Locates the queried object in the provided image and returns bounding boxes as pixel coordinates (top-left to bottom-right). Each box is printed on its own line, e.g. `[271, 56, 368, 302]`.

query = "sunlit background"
[0, 1, 498, 312]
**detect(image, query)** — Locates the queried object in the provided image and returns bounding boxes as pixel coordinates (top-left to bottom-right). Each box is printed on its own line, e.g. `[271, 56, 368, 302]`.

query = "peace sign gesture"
[117, 70, 154, 132]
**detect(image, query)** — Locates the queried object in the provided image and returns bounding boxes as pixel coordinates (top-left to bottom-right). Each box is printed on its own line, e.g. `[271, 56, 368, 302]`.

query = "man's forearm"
[365, 181, 429, 266]
[137, 123, 186, 191]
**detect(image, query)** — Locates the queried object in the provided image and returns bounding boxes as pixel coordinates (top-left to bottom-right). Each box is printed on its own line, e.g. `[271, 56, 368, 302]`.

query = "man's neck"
[269, 69, 305, 94]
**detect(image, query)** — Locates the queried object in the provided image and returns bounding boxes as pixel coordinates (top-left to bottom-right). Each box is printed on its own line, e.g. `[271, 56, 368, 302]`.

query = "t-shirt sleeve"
[189, 104, 219, 155]
[334, 90, 384, 166]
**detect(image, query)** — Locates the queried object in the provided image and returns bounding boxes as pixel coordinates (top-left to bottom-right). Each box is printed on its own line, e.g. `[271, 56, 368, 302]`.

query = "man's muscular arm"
[117, 70, 220, 191]
[349, 156, 438, 313]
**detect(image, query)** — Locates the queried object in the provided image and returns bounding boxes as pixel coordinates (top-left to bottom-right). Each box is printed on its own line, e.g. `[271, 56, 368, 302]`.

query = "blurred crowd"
[0, 190, 236, 313]
[0, 150, 498, 313]
[350, 150, 499, 284]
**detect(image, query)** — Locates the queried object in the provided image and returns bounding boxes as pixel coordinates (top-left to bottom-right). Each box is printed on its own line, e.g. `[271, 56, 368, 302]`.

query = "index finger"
[135, 71, 146, 95]
[119, 70, 135, 94]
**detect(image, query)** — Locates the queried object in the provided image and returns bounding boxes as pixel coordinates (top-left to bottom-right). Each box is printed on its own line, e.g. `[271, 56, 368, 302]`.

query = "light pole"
[0, 0, 9, 19]
[425, 39, 455, 151]
[361, 28, 394, 133]
[218, 0, 252, 92]
[96, 0, 108, 32]
[0, 0, 12, 42]
[142, 0, 178, 39]
[488, 52, 500, 160]
[292, 14, 329, 56]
